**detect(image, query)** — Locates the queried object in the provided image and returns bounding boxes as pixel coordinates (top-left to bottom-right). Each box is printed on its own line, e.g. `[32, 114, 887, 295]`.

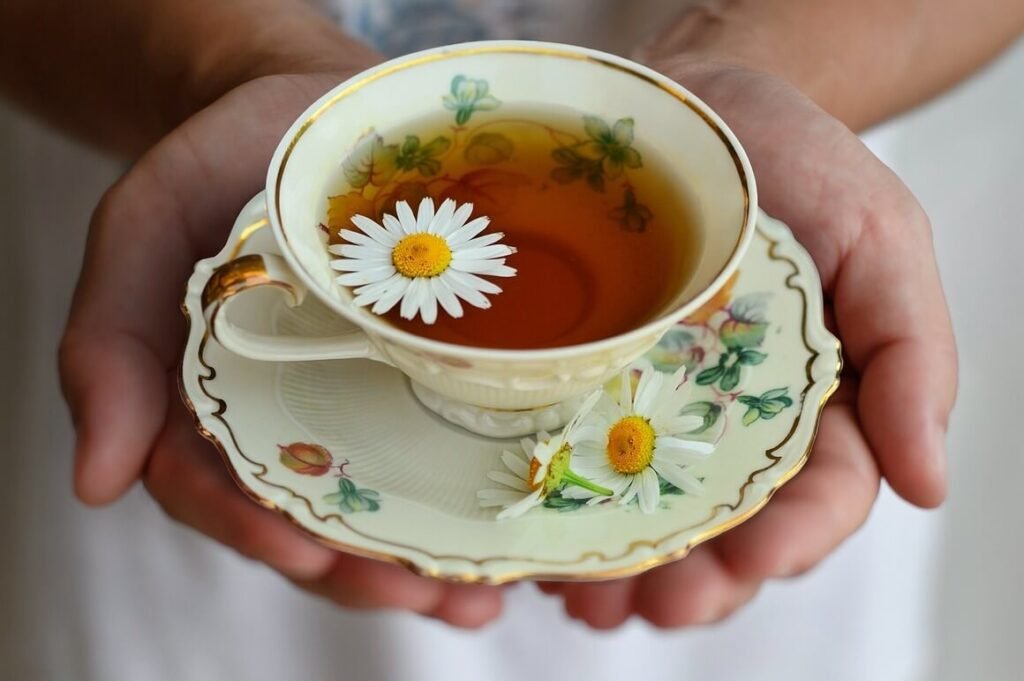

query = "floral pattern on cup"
[324, 75, 655, 246]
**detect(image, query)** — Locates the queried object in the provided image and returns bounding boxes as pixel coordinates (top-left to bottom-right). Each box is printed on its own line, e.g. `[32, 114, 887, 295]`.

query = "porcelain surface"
[181, 210, 839, 583]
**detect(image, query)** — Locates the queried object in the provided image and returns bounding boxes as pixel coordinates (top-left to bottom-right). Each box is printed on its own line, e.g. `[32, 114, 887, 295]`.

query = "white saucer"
[181, 210, 840, 583]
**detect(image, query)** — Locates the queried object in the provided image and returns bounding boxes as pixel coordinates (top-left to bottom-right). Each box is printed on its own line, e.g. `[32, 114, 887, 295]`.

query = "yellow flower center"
[606, 416, 656, 474]
[391, 233, 452, 278]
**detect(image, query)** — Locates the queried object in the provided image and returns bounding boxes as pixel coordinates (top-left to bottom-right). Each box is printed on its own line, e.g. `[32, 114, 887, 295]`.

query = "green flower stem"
[562, 469, 613, 496]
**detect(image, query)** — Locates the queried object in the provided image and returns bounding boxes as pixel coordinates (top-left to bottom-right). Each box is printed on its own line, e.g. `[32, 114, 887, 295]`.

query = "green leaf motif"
[443, 75, 501, 125]
[742, 407, 761, 426]
[720, 363, 742, 391]
[696, 364, 725, 386]
[738, 349, 768, 365]
[464, 132, 514, 165]
[736, 387, 795, 427]
[395, 134, 451, 177]
[720, 319, 769, 350]
[551, 115, 643, 196]
[342, 133, 399, 189]
[609, 187, 653, 233]
[324, 477, 381, 514]
[680, 401, 723, 434]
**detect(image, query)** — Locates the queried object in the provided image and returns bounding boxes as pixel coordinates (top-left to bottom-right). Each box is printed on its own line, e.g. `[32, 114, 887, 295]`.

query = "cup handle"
[199, 199, 387, 364]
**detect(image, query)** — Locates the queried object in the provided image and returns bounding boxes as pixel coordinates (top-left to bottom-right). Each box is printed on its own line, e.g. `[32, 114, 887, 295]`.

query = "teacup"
[199, 40, 757, 438]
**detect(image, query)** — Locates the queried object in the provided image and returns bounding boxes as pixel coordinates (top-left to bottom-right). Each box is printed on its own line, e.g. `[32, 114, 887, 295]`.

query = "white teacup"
[199, 41, 757, 438]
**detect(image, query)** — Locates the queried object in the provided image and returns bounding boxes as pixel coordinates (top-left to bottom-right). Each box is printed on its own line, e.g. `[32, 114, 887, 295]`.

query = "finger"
[427, 583, 504, 629]
[711, 403, 880, 580]
[60, 329, 168, 505]
[633, 545, 761, 628]
[305, 558, 503, 629]
[835, 203, 957, 506]
[62, 74, 342, 504]
[535, 581, 566, 596]
[144, 396, 336, 580]
[561, 578, 637, 630]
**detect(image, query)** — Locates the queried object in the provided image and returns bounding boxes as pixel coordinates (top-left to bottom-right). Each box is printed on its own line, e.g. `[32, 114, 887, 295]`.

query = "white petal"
[618, 369, 633, 411]
[563, 389, 604, 438]
[618, 475, 641, 506]
[330, 257, 393, 272]
[353, 272, 402, 296]
[428, 198, 456, 234]
[637, 468, 660, 514]
[487, 470, 530, 492]
[420, 284, 439, 325]
[416, 197, 435, 233]
[351, 215, 398, 246]
[654, 446, 708, 467]
[334, 243, 392, 260]
[444, 270, 502, 295]
[442, 272, 491, 309]
[439, 202, 474, 237]
[569, 424, 605, 446]
[395, 201, 418, 235]
[656, 436, 715, 456]
[478, 489, 527, 507]
[496, 489, 544, 520]
[450, 258, 515, 275]
[336, 267, 395, 287]
[382, 213, 406, 238]
[483, 265, 517, 278]
[501, 450, 529, 479]
[657, 415, 705, 434]
[452, 244, 516, 260]
[370, 278, 410, 315]
[430, 277, 463, 319]
[651, 460, 704, 496]
[633, 368, 664, 417]
[447, 216, 491, 245]
[459, 232, 505, 250]
[352, 274, 403, 306]
[395, 276, 419, 319]
[334, 229, 377, 247]
[532, 439, 559, 465]
[561, 486, 599, 499]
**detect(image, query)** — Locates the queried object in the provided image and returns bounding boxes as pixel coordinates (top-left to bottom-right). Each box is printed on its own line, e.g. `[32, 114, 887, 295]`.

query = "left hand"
[539, 58, 957, 629]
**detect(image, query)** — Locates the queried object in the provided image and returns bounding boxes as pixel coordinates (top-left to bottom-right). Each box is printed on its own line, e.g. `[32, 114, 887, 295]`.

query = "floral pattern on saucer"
[181, 208, 840, 583]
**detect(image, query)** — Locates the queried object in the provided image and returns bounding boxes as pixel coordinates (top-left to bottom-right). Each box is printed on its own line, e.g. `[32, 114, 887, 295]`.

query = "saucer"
[180, 210, 840, 583]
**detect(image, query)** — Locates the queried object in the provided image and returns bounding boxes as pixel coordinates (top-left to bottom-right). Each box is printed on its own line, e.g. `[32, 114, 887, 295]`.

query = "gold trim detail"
[180, 222, 841, 584]
[270, 44, 753, 357]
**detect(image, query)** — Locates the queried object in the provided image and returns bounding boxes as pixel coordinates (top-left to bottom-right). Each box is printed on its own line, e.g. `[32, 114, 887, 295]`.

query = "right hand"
[59, 70, 502, 627]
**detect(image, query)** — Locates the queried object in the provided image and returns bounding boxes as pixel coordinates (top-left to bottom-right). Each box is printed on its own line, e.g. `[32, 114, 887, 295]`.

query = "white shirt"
[1, 2, 1020, 678]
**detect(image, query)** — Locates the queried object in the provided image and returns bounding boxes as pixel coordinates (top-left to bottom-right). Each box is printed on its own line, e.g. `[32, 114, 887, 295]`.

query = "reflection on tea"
[324, 105, 702, 349]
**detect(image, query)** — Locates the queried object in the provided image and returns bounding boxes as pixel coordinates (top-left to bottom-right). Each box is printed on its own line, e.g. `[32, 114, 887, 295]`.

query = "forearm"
[644, 0, 1024, 130]
[0, 0, 376, 156]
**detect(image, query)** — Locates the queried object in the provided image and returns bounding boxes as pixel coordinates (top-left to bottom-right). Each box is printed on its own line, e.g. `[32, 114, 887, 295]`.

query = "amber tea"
[323, 106, 702, 349]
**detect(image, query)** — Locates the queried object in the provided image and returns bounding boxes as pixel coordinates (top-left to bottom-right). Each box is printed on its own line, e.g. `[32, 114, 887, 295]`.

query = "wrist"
[145, 0, 380, 131]
[634, 3, 852, 126]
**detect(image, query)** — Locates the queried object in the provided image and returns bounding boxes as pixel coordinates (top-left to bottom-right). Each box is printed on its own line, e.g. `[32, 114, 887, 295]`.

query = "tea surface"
[324, 106, 701, 349]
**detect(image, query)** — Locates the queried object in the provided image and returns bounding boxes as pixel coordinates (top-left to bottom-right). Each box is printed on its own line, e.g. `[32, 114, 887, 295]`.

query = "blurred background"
[0, 13, 1019, 681]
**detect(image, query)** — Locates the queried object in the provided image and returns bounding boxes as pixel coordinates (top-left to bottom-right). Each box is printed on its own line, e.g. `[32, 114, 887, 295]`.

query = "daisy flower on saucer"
[328, 197, 516, 324]
[564, 363, 715, 514]
[478, 391, 613, 520]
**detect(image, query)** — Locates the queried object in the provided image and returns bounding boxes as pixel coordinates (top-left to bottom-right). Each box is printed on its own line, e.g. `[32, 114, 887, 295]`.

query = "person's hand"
[539, 59, 957, 628]
[59, 68, 503, 628]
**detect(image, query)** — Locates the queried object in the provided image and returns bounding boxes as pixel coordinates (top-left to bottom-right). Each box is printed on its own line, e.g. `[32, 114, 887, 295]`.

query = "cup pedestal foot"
[409, 382, 587, 438]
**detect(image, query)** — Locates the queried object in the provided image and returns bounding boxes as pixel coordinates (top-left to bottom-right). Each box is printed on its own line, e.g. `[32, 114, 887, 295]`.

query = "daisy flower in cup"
[329, 198, 516, 324]
[565, 364, 715, 514]
[478, 391, 612, 520]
